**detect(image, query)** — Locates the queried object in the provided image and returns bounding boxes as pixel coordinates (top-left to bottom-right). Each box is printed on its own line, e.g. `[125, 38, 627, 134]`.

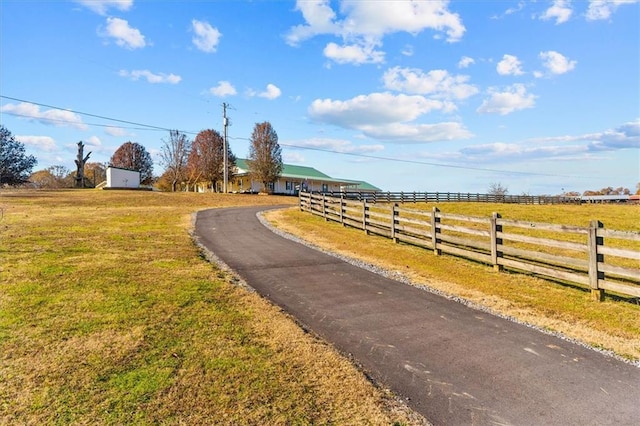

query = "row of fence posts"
[308, 193, 611, 301]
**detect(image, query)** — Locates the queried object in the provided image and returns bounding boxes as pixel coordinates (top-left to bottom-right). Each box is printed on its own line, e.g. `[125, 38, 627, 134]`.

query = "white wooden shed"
[106, 167, 140, 188]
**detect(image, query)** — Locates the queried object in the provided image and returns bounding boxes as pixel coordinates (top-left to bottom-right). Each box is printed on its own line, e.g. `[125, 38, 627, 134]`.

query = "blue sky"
[1, 0, 638, 194]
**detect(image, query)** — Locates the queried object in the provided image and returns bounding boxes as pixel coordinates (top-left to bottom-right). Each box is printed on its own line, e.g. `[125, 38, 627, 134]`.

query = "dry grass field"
[265, 202, 640, 361]
[0, 190, 420, 425]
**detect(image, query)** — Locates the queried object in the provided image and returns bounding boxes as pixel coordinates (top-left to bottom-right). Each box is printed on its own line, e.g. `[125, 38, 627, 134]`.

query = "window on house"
[322, 183, 328, 192]
[286, 181, 293, 191]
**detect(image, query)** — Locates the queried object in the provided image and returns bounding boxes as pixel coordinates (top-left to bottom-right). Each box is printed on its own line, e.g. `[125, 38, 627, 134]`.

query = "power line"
[0, 111, 170, 133]
[2, 95, 597, 180]
[1, 95, 183, 133]
[230, 138, 594, 180]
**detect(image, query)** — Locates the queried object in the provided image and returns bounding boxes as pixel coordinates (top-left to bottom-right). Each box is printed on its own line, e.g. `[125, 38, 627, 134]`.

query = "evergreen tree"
[0, 125, 37, 185]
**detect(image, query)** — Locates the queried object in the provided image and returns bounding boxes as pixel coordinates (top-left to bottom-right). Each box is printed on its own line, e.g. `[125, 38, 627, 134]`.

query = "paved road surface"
[194, 206, 640, 425]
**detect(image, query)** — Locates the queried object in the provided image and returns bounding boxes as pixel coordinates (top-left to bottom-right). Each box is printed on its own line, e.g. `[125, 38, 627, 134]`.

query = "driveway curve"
[194, 206, 640, 425]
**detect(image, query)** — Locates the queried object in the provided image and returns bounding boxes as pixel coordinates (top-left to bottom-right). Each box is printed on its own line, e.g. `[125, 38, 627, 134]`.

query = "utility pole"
[222, 103, 229, 193]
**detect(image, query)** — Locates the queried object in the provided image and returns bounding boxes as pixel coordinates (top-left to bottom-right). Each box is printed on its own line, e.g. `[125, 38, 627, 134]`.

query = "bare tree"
[84, 162, 107, 187]
[160, 130, 191, 192]
[247, 121, 282, 193]
[583, 186, 631, 196]
[74, 141, 91, 188]
[29, 165, 71, 189]
[187, 129, 236, 192]
[487, 182, 509, 196]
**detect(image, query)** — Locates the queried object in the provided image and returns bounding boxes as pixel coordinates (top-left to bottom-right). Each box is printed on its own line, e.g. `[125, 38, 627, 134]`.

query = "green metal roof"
[338, 179, 382, 192]
[236, 158, 332, 180]
[235, 159, 381, 190]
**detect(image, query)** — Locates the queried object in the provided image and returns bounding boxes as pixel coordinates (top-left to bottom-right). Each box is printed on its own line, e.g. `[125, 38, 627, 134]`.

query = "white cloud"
[458, 56, 475, 69]
[491, 1, 526, 19]
[308, 92, 471, 143]
[209, 81, 237, 97]
[1, 102, 88, 130]
[538, 51, 576, 75]
[540, 0, 573, 24]
[290, 137, 384, 154]
[258, 84, 282, 100]
[74, 0, 133, 15]
[247, 84, 282, 100]
[505, 1, 526, 15]
[119, 69, 181, 84]
[477, 84, 537, 115]
[383, 67, 478, 100]
[191, 19, 221, 53]
[339, 1, 465, 41]
[286, 0, 340, 46]
[102, 17, 146, 49]
[401, 45, 414, 57]
[359, 122, 474, 143]
[496, 54, 524, 76]
[309, 92, 451, 127]
[16, 135, 57, 152]
[431, 119, 640, 164]
[586, 119, 640, 150]
[323, 42, 385, 65]
[86, 136, 102, 148]
[458, 141, 588, 162]
[586, 0, 639, 21]
[283, 152, 306, 163]
[287, 0, 465, 65]
[105, 126, 127, 137]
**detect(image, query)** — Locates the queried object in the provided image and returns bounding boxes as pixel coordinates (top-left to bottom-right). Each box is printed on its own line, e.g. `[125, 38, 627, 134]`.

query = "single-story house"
[203, 158, 380, 195]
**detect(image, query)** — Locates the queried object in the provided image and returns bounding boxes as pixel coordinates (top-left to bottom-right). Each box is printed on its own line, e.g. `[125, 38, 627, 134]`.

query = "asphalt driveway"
[194, 206, 640, 425]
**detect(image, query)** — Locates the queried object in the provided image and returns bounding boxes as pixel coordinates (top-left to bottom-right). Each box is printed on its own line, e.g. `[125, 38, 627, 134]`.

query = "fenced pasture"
[300, 192, 640, 301]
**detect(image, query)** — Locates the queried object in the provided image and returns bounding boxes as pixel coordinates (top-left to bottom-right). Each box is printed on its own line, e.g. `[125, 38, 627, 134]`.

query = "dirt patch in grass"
[265, 207, 640, 362]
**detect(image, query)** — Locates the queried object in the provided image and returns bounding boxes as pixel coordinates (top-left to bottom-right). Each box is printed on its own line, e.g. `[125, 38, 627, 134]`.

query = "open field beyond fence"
[300, 192, 640, 301]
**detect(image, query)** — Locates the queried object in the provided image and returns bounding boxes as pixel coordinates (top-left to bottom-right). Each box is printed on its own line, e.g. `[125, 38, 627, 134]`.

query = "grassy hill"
[0, 190, 418, 425]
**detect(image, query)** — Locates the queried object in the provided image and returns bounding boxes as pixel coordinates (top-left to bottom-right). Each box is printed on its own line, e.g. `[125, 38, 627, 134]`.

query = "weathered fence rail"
[299, 192, 640, 301]
[324, 191, 581, 205]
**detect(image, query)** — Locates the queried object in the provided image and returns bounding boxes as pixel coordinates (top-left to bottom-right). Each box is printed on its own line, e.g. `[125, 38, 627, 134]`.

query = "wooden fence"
[299, 192, 640, 301]
[324, 191, 581, 205]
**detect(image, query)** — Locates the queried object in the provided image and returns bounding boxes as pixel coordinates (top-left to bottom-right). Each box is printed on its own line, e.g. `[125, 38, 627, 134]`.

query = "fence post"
[340, 193, 345, 226]
[391, 203, 398, 243]
[588, 220, 604, 301]
[490, 212, 503, 271]
[362, 199, 369, 235]
[322, 193, 327, 221]
[431, 207, 441, 255]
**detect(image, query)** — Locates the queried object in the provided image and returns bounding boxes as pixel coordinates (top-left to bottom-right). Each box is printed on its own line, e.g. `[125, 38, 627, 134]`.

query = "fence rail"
[299, 192, 640, 301]
[323, 191, 581, 205]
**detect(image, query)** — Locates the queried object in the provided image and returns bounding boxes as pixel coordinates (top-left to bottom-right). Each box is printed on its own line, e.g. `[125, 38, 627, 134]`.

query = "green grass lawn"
[0, 190, 417, 425]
